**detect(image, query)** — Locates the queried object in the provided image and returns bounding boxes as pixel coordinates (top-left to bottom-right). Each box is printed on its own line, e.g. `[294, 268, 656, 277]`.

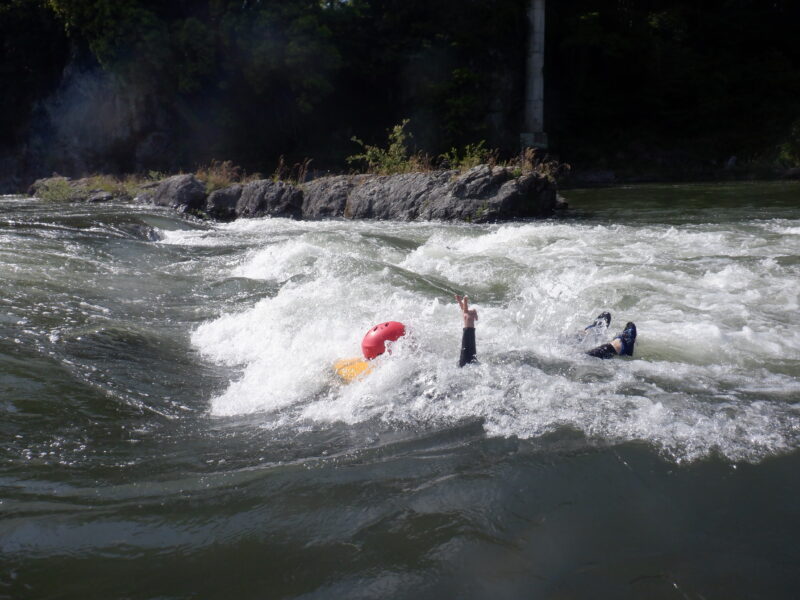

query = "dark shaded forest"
[1, 0, 799, 190]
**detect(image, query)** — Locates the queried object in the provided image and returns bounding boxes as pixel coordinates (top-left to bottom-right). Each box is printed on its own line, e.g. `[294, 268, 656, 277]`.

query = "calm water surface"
[1, 182, 799, 599]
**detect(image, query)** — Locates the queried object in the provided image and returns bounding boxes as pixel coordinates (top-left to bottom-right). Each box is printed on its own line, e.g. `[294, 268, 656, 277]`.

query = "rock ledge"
[30, 165, 559, 222]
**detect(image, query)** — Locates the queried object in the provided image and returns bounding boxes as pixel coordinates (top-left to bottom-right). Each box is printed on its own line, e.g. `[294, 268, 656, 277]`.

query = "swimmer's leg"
[586, 321, 637, 359]
[586, 312, 611, 330]
[458, 327, 477, 367]
[586, 342, 618, 359]
[617, 322, 637, 356]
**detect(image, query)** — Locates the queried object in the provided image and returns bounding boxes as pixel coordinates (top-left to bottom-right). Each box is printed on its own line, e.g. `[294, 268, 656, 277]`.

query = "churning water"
[1, 183, 799, 599]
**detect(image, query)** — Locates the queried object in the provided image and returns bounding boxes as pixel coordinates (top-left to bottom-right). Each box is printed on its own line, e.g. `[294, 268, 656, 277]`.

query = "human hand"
[455, 295, 478, 328]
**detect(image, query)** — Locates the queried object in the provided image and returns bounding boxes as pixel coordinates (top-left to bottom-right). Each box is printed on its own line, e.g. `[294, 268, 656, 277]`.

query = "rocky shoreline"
[27, 165, 563, 223]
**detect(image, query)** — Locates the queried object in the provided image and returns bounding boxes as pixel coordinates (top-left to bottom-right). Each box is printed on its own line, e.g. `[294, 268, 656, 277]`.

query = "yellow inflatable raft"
[333, 357, 373, 383]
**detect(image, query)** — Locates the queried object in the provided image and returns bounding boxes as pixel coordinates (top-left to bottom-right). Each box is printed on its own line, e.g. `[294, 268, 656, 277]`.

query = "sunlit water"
[1, 182, 799, 599]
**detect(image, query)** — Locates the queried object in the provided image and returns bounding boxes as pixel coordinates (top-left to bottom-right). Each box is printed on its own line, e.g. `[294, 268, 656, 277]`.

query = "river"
[1, 182, 799, 599]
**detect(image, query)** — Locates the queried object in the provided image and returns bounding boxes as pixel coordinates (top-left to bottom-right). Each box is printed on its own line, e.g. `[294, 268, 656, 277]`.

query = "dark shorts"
[586, 343, 617, 359]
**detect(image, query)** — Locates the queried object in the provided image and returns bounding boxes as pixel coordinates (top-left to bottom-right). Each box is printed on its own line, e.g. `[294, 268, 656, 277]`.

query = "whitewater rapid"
[156, 212, 800, 464]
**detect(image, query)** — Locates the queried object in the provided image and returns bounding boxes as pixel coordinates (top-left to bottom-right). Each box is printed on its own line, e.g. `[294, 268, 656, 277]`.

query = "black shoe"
[616, 322, 637, 356]
[585, 311, 611, 331]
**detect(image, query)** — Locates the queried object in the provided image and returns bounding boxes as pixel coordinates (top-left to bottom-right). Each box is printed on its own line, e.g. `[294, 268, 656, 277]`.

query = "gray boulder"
[424, 166, 557, 222]
[28, 177, 62, 197]
[299, 165, 557, 223]
[346, 171, 456, 220]
[236, 180, 303, 219]
[28, 176, 90, 202]
[28, 176, 133, 202]
[87, 191, 114, 203]
[450, 165, 508, 199]
[152, 174, 207, 212]
[301, 175, 360, 218]
[206, 185, 243, 221]
[131, 181, 160, 204]
[29, 176, 69, 199]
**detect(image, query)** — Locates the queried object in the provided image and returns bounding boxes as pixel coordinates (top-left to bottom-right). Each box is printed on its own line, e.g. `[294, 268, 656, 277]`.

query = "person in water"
[338, 300, 635, 381]
[583, 312, 637, 358]
[455, 297, 637, 364]
[455, 295, 478, 367]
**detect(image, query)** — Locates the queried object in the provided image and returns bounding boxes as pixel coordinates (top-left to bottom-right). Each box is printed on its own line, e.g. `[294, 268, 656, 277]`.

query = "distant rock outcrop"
[29, 164, 559, 222]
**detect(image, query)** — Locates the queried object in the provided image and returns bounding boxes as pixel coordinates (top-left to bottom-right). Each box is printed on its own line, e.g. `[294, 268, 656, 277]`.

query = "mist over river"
[1, 182, 799, 599]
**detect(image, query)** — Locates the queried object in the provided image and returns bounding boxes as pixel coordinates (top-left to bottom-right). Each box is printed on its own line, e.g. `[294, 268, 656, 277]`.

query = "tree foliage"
[0, 0, 68, 149]
[548, 0, 800, 167]
[1, 0, 799, 176]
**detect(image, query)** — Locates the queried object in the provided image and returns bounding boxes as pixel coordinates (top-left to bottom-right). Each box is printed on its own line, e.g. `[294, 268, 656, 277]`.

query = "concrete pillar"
[521, 0, 548, 149]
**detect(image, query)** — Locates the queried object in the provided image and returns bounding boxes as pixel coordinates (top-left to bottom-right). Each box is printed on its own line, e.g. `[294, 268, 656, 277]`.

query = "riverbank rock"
[206, 184, 243, 221]
[28, 176, 128, 203]
[152, 174, 206, 212]
[131, 181, 160, 204]
[301, 166, 557, 222]
[424, 166, 555, 221]
[28, 176, 79, 200]
[25, 164, 559, 223]
[236, 180, 303, 219]
[302, 175, 362, 219]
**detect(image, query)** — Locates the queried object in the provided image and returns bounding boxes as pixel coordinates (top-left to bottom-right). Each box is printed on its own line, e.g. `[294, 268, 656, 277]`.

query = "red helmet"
[361, 321, 406, 359]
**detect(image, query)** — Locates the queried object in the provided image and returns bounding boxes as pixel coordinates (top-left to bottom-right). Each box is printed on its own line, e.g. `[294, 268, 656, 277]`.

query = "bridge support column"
[521, 0, 548, 149]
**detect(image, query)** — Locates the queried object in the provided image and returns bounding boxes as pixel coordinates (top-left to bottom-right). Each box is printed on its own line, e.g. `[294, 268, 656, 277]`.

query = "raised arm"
[456, 295, 478, 367]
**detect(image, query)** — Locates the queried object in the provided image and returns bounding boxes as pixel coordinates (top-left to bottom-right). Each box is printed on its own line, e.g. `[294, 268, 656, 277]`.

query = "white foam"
[190, 216, 800, 463]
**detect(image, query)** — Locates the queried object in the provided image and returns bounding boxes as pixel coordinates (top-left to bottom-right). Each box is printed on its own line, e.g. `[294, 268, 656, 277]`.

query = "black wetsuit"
[459, 327, 477, 367]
